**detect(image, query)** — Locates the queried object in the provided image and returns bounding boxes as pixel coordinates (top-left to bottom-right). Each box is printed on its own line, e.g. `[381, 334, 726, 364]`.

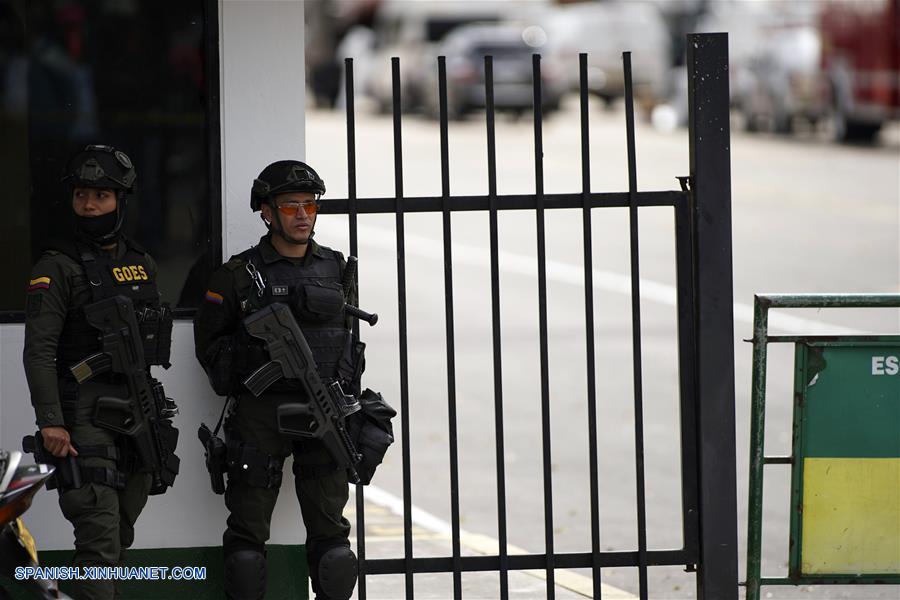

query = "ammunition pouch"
[346, 389, 396, 485]
[226, 440, 283, 489]
[293, 283, 345, 322]
[147, 377, 180, 495]
[136, 303, 173, 368]
[151, 419, 180, 495]
[336, 338, 366, 398]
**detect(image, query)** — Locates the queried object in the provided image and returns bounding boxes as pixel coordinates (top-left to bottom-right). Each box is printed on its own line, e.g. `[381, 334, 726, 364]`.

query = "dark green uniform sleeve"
[193, 260, 242, 371]
[23, 252, 71, 428]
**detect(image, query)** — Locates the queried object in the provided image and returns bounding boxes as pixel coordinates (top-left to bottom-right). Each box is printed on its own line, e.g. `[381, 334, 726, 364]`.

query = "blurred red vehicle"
[820, 0, 900, 141]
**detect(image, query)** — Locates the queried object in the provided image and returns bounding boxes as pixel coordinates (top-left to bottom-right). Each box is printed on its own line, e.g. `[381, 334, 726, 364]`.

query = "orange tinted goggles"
[276, 201, 319, 217]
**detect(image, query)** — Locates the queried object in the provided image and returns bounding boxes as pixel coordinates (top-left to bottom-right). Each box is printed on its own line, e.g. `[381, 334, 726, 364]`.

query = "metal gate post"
[687, 32, 739, 599]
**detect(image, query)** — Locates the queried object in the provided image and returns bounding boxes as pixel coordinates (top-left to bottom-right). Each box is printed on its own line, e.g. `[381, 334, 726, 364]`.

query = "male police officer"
[23, 145, 177, 600]
[194, 160, 358, 600]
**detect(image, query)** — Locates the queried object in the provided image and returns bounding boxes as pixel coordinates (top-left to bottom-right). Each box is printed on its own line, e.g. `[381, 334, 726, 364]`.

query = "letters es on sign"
[871, 356, 899, 376]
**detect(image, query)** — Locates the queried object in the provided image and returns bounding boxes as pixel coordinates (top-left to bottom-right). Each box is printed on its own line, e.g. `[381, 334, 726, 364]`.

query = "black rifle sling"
[77, 244, 105, 303]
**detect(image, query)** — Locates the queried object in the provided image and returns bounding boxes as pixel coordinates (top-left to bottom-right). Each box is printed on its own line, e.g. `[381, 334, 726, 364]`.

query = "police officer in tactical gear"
[23, 144, 177, 600]
[194, 160, 359, 600]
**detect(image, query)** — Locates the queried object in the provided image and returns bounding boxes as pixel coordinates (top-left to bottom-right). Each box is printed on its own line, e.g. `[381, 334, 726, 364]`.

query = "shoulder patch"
[27, 277, 51, 292]
[204, 290, 225, 305]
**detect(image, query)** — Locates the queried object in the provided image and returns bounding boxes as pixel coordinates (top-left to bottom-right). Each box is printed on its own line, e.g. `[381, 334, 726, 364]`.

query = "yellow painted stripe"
[802, 457, 900, 574]
[29, 276, 51, 285]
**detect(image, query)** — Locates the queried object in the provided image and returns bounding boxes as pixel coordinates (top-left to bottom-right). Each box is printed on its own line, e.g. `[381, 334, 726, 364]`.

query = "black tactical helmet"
[250, 160, 325, 212]
[61, 144, 136, 191]
[62, 144, 136, 243]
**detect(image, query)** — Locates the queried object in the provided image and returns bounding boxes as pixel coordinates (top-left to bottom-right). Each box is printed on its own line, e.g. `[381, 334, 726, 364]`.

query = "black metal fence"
[320, 32, 737, 600]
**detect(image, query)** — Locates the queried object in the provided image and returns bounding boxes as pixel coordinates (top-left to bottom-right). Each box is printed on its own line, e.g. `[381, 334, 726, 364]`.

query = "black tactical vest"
[235, 243, 349, 384]
[50, 237, 172, 374]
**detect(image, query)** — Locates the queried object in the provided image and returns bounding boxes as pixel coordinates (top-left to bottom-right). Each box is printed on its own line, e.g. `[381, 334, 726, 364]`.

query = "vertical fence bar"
[532, 53, 556, 599]
[623, 51, 649, 599]
[344, 56, 367, 600]
[391, 56, 414, 600]
[484, 55, 510, 600]
[345, 58, 359, 260]
[437, 55, 463, 600]
[578, 52, 603, 598]
[674, 181, 700, 562]
[745, 299, 770, 600]
[687, 33, 739, 600]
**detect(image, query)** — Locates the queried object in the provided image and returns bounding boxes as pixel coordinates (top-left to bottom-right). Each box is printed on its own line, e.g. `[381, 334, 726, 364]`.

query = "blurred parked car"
[540, 1, 670, 108]
[422, 23, 564, 120]
[818, 0, 900, 142]
[365, 0, 534, 113]
[739, 25, 826, 133]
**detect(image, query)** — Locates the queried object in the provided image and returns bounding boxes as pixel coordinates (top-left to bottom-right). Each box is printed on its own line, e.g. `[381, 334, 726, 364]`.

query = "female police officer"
[23, 144, 177, 600]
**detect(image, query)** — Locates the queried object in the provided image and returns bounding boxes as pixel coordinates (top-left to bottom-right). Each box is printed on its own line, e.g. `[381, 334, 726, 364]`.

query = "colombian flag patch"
[27, 277, 51, 292]
[205, 290, 224, 305]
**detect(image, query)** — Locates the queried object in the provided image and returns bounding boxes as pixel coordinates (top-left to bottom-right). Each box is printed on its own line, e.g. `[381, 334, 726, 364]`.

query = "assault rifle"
[70, 295, 180, 495]
[242, 303, 363, 483]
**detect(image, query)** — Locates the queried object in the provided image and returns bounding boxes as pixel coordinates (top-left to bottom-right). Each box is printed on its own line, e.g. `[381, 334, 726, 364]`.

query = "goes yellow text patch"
[111, 265, 148, 283]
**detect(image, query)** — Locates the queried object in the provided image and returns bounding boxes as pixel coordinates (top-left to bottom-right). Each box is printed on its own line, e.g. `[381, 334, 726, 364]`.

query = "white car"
[540, 1, 670, 107]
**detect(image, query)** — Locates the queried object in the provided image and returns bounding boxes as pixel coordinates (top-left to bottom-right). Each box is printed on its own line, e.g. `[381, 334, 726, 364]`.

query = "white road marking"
[353, 223, 870, 336]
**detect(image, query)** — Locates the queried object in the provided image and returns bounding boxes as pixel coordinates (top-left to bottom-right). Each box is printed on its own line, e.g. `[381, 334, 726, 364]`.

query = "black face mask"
[75, 210, 119, 241]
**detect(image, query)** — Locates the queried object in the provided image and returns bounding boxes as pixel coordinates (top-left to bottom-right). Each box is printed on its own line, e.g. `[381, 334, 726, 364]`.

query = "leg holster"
[52, 445, 126, 492]
[226, 441, 283, 489]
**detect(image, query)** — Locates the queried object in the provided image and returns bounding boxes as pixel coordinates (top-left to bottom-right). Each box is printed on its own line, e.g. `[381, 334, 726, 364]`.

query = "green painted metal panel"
[4, 545, 308, 599]
[789, 339, 900, 582]
[744, 295, 900, 600]
[801, 343, 900, 459]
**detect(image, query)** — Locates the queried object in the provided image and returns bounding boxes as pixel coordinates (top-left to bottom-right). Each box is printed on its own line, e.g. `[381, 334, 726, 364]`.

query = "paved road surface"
[306, 98, 899, 599]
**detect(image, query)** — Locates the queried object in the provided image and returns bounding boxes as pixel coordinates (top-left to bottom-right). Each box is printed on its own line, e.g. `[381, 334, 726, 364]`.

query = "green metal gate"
[745, 293, 900, 600]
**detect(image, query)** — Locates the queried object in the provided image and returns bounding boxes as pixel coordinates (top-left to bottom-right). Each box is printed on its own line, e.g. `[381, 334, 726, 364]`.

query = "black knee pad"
[224, 549, 267, 600]
[317, 545, 357, 600]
